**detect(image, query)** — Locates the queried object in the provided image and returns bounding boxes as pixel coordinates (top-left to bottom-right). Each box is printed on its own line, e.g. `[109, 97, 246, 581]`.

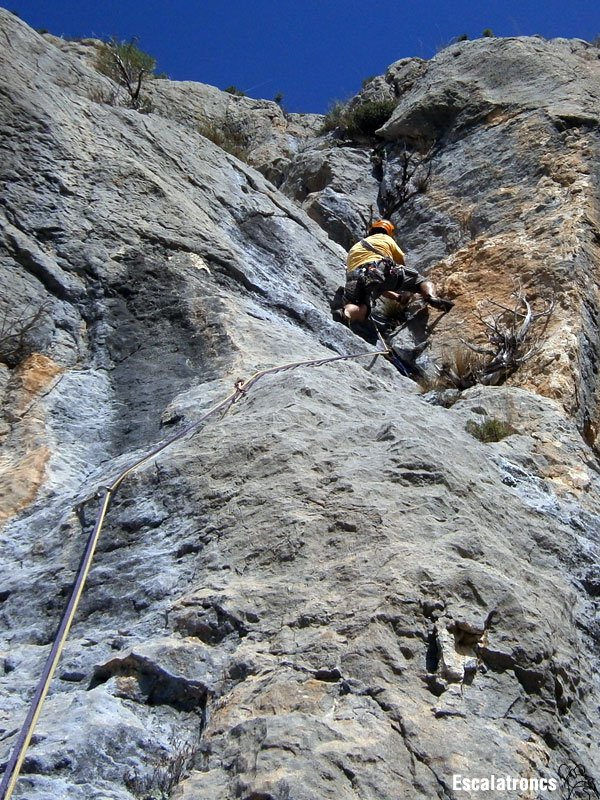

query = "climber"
[331, 219, 453, 326]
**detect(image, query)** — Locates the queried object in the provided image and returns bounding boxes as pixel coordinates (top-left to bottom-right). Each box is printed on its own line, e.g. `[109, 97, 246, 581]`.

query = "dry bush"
[418, 343, 488, 392]
[124, 733, 198, 800]
[463, 286, 554, 385]
[374, 140, 435, 220]
[420, 283, 554, 392]
[0, 304, 49, 368]
[444, 345, 489, 389]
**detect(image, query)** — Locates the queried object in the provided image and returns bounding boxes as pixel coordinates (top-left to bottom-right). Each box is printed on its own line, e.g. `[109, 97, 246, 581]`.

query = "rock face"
[1, 11, 600, 800]
[40, 31, 323, 186]
[280, 140, 380, 250]
[305, 36, 600, 441]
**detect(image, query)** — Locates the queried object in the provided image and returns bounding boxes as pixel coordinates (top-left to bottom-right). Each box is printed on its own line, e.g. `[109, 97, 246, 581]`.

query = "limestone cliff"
[1, 10, 600, 800]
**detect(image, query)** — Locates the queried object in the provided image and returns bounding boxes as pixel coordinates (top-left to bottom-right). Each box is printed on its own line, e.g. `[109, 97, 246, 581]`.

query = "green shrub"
[95, 37, 157, 111]
[198, 118, 250, 161]
[320, 100, 347, 133]
[481, 28, 495, 37]
[321, 99, 396, 137]
[349, 100, 397, 135]
[465, 417, 516, 443]
[224, 85, 246, 96]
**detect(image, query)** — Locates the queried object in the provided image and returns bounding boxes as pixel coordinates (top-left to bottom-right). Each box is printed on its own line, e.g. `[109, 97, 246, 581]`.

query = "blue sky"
[8, 1, 600, 113]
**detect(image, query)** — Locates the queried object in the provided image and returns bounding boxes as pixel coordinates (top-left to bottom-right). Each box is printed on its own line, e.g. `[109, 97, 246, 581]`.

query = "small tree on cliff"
[95, 37, 156, 111]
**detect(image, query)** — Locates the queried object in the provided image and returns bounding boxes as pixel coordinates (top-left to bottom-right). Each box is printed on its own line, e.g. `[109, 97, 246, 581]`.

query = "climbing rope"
[0, 344, 390, 800]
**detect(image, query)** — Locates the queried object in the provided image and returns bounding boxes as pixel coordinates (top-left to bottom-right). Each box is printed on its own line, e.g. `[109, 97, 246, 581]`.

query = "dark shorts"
[344, 260, 425, 309]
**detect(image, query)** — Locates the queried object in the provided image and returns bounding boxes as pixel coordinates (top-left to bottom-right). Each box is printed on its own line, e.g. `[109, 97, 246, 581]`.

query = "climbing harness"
[0, 345, 391, 800]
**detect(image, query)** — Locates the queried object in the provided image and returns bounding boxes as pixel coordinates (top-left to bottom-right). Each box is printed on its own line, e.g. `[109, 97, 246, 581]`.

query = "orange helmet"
[370, 219, 395, 236]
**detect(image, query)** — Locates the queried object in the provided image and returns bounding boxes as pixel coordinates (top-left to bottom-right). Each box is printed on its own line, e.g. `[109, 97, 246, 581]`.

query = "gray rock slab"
[1, 11, 600, 800]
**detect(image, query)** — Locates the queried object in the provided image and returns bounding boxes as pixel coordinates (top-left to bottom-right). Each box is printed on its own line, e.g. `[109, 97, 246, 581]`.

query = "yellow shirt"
[346, 233, 406, 273]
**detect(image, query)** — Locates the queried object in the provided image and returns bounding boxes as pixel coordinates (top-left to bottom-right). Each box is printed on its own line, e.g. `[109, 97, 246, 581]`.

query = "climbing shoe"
[332, 308, 350, 327]
[330, 285, 346, 312]
[427, 297, 454, 312]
